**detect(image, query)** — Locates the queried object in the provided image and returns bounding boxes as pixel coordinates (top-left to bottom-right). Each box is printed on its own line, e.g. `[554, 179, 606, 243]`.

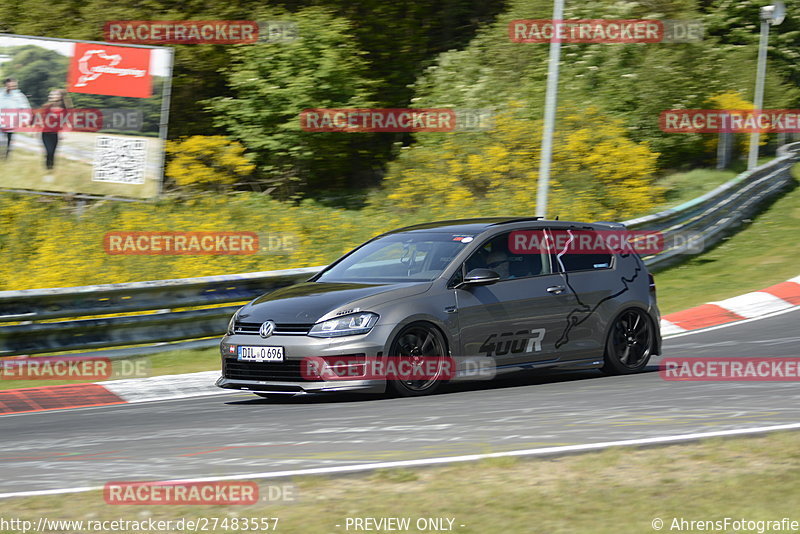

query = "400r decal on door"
[479, 329, 546, 357]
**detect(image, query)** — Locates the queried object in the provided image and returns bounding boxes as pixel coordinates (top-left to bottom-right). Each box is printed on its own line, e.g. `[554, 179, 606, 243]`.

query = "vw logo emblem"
[259, 320, 276, 338]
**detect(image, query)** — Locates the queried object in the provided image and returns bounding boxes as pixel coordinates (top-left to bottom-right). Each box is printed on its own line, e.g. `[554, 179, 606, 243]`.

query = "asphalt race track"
[1, 308, 798, 495]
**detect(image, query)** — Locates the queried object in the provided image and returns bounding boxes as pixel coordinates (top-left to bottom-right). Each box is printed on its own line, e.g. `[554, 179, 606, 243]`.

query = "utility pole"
[535, 0, 564, 218]
[748, 2, 786, 170]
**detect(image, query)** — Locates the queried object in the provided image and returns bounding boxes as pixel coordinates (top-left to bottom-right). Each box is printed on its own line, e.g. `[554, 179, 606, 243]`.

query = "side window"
[464, 230, 552, 281]
[549, 229, 613, 272]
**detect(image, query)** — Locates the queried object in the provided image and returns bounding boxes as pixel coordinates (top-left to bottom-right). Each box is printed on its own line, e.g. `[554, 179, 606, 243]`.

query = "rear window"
[549, 229, 613, 272]
[556, 253, 612, 272]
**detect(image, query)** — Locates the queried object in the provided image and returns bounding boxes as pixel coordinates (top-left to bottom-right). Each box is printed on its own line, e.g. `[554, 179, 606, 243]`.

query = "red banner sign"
[67, 43, 152, 98]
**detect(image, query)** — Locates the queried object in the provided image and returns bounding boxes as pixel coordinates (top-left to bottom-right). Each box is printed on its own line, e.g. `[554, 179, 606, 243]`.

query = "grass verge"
[654, 167, 739, 209]
[0, 142, 91, 188]
[1, 431, 799, 533]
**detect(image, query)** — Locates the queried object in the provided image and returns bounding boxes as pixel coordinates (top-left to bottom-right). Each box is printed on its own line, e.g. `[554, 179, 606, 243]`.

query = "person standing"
[38, 89, 71, 173]
[0, 77, 31, 159]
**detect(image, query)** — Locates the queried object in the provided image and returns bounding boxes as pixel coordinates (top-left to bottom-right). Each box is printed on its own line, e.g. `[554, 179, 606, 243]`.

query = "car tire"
[601, 308, 655, 375]
[387, 323, 448, 397]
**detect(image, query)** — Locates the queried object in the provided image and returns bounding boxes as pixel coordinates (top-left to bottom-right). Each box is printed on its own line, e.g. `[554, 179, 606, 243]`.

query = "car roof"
[383, 217, 625, 235]
[384, 217, 544, 234]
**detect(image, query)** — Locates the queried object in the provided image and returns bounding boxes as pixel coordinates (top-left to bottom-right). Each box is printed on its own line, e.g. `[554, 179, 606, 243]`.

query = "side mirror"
[462, 268, 500, 286]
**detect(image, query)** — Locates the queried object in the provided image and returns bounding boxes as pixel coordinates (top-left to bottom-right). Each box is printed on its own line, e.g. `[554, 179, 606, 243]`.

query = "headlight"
[308, 312, 379, 338]
[226, 311, 239, 336]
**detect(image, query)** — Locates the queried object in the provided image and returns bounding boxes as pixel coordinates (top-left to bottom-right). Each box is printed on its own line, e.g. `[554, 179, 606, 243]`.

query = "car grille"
[223, 359, 309, 382]
[233, 321, 314, 336]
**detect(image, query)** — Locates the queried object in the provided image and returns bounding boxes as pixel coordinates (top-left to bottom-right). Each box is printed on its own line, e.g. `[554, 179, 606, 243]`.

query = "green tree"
[705, 0, 800, 92]
[410, 0, 799, 170]
[207, 7, 378, 197]
[0, 46, 68, 106]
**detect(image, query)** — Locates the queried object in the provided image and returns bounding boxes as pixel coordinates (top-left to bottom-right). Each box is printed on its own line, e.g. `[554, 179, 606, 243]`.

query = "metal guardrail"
[630, 141, 800, 269]
[0, 267, 322, 357]
[1, 144, 798, 358]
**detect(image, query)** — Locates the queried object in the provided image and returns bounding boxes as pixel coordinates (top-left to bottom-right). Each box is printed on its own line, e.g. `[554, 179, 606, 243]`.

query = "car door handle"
[546, 285, 565, 295]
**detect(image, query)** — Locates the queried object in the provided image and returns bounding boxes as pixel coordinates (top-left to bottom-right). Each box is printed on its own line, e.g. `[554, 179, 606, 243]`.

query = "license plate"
[237, 346, 284, 362]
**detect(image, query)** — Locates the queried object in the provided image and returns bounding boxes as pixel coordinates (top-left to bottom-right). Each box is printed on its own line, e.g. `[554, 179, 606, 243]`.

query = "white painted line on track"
[2, 421, 800, 500]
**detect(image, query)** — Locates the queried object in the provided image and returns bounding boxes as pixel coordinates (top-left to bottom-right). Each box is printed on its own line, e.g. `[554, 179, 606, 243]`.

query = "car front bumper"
[215, 326, 395, 395]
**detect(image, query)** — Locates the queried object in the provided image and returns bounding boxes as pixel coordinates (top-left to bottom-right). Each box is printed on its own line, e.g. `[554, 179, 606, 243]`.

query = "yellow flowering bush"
[166, 136, 255, 190]
[0, 194, 407, 290]
[379, 102, 661, 222]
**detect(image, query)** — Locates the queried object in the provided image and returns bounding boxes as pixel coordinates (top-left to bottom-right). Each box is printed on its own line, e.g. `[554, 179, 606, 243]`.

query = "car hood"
[238, 281, 432, 324]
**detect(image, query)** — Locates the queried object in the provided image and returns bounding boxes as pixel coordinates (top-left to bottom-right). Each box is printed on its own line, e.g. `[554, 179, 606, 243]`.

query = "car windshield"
[316, 232, 475, 283]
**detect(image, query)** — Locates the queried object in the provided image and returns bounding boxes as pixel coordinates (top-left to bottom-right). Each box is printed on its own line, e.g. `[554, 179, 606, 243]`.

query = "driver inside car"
[486, 249, 511, 279]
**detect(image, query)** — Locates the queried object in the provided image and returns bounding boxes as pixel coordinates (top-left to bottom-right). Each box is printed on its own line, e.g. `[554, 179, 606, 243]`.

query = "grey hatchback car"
[216, 217, 661, 397]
